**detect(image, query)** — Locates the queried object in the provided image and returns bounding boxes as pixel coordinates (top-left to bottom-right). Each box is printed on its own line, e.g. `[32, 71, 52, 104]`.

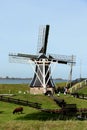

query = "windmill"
[9, 25, 76, 95]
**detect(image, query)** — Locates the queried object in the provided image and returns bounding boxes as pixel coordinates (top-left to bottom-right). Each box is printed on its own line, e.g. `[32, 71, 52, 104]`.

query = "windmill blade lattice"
[48, 54, 76, 64]
[37, 25, 50, 55]
[9, 53, 38, 64]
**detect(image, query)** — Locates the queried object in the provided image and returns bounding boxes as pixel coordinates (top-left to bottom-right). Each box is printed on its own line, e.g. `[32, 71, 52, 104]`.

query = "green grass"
[76, 85, 87, 94]
[0, 84, 29, 94]
[55, 82, 66, 88]
[0, 101, 87, 130]
[0, 84, 87, 130]
[58, 94, 87, 108]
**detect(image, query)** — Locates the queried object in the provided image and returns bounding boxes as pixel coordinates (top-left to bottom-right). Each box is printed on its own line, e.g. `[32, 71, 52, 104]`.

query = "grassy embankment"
[0, 83, 87, 130]
[76, 86, 87, 95]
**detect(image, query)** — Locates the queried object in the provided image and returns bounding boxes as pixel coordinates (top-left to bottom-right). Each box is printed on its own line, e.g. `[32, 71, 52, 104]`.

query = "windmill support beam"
[28, 60, 43, 87]
[43, 59, 46, 93]
[30, 59, 56, 94]
[46, 62, 57, 87]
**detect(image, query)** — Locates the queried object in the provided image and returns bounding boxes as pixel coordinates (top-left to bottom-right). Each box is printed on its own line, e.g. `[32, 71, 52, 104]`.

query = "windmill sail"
[37, 25, 50, 55]
[9, 53, 38, 60]
[48, 54, 76, 64]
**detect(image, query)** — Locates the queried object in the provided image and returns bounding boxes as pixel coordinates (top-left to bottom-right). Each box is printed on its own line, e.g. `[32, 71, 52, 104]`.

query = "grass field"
[0, 84, 87, 130]
[76, 86, 87, 95]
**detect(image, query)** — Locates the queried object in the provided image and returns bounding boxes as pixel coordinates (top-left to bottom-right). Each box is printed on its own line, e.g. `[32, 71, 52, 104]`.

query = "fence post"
[85, 80, 87, 85]
[80, 83, 82, 88]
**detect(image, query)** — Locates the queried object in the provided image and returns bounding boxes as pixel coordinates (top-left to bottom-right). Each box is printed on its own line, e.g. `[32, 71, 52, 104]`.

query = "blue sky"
[0, 0, 87, 79]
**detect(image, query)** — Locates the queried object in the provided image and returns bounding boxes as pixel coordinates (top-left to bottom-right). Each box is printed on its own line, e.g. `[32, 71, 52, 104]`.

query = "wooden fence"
[69, 79, 87, 93]
[0, 95, 41, 109]
[1, 95, 87, 119]
[71, 93, 87, 100]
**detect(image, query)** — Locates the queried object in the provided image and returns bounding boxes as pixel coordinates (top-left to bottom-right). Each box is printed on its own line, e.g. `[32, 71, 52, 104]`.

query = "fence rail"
[0, 95, 41, 109]
[1, 95, 87, 119]
[69, 79, 87, 93]
[71, 93, 87, 100]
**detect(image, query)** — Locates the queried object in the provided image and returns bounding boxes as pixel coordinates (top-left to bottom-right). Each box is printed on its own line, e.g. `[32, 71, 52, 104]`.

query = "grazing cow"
[13, 107, 23, 114]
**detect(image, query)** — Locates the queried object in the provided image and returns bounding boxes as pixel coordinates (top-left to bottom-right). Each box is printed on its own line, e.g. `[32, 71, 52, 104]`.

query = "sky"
[0, 0, 87, 79]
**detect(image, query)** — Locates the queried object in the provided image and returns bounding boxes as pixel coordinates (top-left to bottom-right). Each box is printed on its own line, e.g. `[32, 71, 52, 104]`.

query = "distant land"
[0, 77, 65, 80]
[0, 77, 32, 80]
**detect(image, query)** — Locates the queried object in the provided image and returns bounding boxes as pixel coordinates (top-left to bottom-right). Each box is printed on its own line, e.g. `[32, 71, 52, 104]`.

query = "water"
[0, 78, 67, 84]
[0, 79, 31, 84]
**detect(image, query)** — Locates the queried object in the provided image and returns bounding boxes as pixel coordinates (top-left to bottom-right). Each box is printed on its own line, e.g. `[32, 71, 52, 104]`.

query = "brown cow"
[13, 107, 23, 114]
